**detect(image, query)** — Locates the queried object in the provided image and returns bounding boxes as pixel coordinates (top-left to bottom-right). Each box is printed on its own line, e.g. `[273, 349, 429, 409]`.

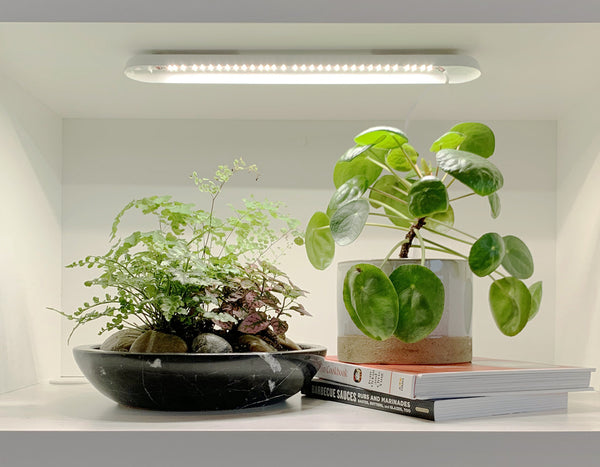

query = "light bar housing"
[124, 53, 481, 84]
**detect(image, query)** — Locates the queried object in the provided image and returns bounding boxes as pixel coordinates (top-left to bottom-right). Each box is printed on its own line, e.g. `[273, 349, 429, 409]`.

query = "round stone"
[100, 328, 145, 352]
[191, 333, 233, 353]
[129, 330, 188, 353]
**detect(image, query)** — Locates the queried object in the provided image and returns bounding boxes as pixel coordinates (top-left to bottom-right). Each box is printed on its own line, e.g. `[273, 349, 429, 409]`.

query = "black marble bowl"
[73, 344, 326, 411]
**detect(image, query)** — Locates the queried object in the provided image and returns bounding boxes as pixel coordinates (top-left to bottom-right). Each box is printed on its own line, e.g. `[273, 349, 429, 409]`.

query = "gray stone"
[192, 333, 233, 353]
[129, 330, 188, 353]
[100, 328, 145, 352]
[238, 335, 277, 353]
[276, 335, 302, 351]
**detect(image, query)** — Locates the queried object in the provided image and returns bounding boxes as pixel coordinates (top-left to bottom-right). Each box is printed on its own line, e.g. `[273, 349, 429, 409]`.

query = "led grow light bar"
[124, 53, 480, 84]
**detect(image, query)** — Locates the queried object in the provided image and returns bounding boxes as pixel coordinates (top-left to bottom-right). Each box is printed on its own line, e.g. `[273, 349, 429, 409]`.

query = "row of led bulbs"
[160, 63, 437, 73]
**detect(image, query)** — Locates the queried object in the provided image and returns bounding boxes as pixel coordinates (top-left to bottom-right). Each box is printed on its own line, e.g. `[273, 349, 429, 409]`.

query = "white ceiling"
[0, 23, 598, 121]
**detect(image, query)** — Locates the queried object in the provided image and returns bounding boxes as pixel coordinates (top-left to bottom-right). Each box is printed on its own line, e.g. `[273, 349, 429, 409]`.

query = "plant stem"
[400, 217, 427, 258]
[449, 192, 476, 202]
[380, 238, 409, 268]
[370, 187, 408, 205]
[366, 156, 412, 189]
[421, 237, 468, 259]
[399, 146, 422, 178]
[415, 229, 426, 266]
[365, 222, 409, 231]
[369, 199, 412, 221]
[422, 219, 478, 240]
[422, 226, 474, 245]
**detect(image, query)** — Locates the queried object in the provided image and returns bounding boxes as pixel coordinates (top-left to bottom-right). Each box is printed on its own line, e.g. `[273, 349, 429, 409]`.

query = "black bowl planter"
[74, 344, 327, 411]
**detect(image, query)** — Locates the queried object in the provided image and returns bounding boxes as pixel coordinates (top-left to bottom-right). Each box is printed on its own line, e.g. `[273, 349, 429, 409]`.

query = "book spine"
[315, 359, 417, 398]
[303, 379, 435, 421]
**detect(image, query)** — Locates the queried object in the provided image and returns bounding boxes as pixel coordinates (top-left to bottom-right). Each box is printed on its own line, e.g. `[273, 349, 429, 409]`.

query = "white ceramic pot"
[337, 258, 472, 364]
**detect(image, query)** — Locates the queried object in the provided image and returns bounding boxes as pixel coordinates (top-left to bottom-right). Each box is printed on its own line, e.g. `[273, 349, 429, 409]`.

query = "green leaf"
[449, 122, 495, 158]
[436, 149, 504, 196]
[427, 205, 455, 233]
[343, 264, 399, 340]
[502, 235, 534, 279]
[327, 175, 369, 217]
[386, 143, 418, 171]
[369, 175, 412, 228]
[354, 126, 408, 149]
[420, 158, 432, 176]
[330, 199, 370, 246]
[469, 232, 506, 277]
[305, 212, 335, 270]
[489, 277, 531, 336]
[333, 148, 385, 188]
[340, 145, 373, 162]
[488, 192, 501, 219]
[528, 281, 543, 321]
[429, 131, 467, 152]
[389, 265, 445, 343]
[407, 176, 449, 218]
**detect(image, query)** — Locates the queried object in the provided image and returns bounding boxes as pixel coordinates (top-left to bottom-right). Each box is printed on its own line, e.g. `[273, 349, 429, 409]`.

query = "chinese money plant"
[305, 123, 542, 343]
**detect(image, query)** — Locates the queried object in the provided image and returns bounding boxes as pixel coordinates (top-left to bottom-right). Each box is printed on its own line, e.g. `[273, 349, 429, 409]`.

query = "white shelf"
[1, 382, 599, 466]
[0, 382, 599, 432]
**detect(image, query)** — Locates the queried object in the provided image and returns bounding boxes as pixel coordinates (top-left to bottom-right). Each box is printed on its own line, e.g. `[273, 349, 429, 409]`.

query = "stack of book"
[302, 357, 595, 421]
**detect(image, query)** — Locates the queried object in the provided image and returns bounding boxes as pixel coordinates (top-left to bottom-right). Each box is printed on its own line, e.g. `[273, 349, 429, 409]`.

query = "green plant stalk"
[366, 156, 412, 189]
[422, 219, 478, 240]
[400, 146, 423, 178]
[365, 222, 409, 231]
[369, 198, 412, 221]
[415, 229, 426, 266]
[422, 225, 474, 245]
[421, 237, 468, 259]
[449, 192, 477, 202]
[380, 238, 409, 268]
[369, 187, 408, 205]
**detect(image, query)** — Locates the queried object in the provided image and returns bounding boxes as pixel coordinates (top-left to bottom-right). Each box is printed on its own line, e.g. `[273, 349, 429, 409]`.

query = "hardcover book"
[303, 378, 570, 422]
[315, 357, 594, 399]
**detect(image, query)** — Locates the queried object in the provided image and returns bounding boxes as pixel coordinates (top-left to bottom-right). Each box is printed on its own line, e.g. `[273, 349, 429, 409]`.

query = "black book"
[303, 378, 570, 421]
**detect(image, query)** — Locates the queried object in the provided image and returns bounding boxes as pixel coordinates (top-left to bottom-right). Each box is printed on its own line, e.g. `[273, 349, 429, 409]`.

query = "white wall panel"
[0, 73, 62, 393]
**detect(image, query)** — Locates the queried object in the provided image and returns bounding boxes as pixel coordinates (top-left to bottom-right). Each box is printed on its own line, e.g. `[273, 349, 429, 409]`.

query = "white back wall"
[557, 96, 600, 389]
[61, 118, 556, 375]
[0, 73, 62, 393]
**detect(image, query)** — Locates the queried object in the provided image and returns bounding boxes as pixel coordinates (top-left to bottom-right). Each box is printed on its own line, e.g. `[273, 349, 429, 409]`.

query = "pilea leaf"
[343, 264, 399, 340]
[427, 205, 455, 234]
[528, 281, 543, 321]
[449, 122, 495, 158]
[501, 235, 534, 279]
[407, 176, 449, 218]
[305, 211, 335, 270]
[369, 175, 412, 228]
[489, 277, 531, 336]
[329, 199, 370, 246]
[429, 131, 467, 152]
[327, 175, 369, 217]
[488, 192, 501, 219]
[469, 232, 505, 277]
[333, 148, 385, 188]
[436, 149, 504, 196]
[354, 126, 408, 149]
[386, 143, 418, 171]
[389, 265, 445, 343]
[340, 144, 373, 162]
[420, 158, 433, 176]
